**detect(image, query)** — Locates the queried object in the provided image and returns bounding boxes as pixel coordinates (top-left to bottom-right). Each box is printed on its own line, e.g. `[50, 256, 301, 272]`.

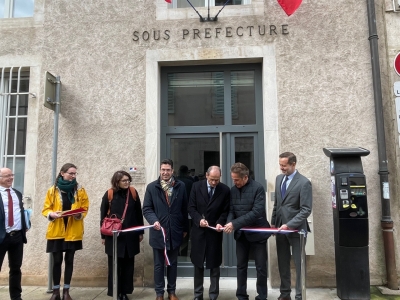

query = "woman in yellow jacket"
[42, 163, 89, 300]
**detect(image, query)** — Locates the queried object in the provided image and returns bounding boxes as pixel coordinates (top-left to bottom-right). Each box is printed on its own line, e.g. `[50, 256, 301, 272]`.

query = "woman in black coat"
[100, 171, 144, 300]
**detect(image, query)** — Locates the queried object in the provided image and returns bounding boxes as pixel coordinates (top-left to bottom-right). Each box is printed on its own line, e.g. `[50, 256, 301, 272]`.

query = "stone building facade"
[1, 0, 400, 289]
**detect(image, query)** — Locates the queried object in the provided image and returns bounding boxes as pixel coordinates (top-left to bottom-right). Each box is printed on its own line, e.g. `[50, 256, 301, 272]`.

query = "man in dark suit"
[271, 152, 312, 300]
[224, 163, 270, 300]
[143, 159, 188, 300]
[0, 168, 28, 300]
[188, 166, 230, 300]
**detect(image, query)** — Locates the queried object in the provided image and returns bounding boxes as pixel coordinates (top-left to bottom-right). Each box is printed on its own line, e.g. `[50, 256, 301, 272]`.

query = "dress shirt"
[0, 186, 22, 232]
[281, 170, 297, 192]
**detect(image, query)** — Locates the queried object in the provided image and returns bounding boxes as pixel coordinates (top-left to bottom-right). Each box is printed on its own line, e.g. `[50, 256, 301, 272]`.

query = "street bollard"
[113, 230, 118, 300]
[299, 229, 307, 300]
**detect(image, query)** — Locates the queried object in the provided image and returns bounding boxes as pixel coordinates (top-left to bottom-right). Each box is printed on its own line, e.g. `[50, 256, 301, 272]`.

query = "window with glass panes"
[0, 67, 29, 192]
[0, 0, 34, 18]
[168, 0, 251, 9]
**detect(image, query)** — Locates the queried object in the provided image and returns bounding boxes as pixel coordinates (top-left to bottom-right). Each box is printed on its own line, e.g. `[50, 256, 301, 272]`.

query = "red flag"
[277, 0, 302, 16]
[165, 0, 172, 3]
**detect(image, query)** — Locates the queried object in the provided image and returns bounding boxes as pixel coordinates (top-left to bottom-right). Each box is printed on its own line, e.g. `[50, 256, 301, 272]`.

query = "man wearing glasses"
[0, 168, 29, 300]
[143, 159, 189, 300]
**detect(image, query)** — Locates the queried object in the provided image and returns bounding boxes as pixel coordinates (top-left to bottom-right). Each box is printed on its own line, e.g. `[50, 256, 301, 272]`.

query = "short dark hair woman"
[100, 170, 144, 300]
[42, 163, 90, 300]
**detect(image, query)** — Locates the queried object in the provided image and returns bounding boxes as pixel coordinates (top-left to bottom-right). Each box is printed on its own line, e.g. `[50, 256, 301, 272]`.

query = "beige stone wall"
[0, 0, 399, 288]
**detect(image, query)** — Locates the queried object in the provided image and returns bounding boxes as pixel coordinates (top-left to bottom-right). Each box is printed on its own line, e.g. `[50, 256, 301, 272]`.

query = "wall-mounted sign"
[395, 82, 400, 96]
[394, 52, 400, 77]
[396, 97, 400, 134]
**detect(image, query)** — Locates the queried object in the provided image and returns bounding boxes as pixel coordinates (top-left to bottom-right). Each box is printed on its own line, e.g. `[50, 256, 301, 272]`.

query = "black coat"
[0, 188, 27, 244]
[227, 178, 271, 243]
[100, 187, 144, 258]
[143, 177, 188, 250]
[188, 180, 230, 269]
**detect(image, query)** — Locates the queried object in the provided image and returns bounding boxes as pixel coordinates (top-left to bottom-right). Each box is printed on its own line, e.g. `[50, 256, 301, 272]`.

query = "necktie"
[6, 189, 14, 227]
[281, 176, 289, 199]
[208, 187, 214, 201]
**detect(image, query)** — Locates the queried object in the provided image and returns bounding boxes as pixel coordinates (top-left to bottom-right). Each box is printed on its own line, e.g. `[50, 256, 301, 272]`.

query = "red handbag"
[100, 189, 130, 236]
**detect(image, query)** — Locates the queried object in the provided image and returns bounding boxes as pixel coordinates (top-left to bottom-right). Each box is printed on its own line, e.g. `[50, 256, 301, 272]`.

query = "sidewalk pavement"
[0, 279, 397, 300]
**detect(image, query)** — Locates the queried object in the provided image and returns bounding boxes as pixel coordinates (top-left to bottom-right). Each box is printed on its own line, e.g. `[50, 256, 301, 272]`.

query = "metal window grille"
[0, 67, 30, 192]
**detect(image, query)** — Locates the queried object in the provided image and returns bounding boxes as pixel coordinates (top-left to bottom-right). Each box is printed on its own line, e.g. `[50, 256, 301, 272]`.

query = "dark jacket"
[227, 178, 271, 242]
[0, 188, 28, 244]
[100, 187, 144, 258]
[188, 180, 230, 269]
[143, 177, 188, 250]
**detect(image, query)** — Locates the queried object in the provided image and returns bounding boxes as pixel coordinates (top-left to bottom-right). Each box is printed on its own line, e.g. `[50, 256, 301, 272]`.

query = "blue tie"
[208, 187, 214, 201]
[281, 176, 289, 198]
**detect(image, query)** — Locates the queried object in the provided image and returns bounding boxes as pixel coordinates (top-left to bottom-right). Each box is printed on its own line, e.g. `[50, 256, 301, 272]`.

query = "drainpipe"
[366, 0, 398, 289]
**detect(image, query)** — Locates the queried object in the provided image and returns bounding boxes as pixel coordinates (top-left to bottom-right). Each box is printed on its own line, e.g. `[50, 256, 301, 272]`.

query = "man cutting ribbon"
[143, 159, 188, 300]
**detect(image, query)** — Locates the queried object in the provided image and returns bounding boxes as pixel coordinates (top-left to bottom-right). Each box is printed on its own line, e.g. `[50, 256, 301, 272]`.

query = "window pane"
[216, 0, 244, 5]
[10, 78, 29, 116]
[13, 0, 34, 17]
[6, 118, 27, 155]
[0, 0, 5, 18]
[6, 157, 25, 193]
[168, 72, 224, 126]
[231, 70, 256, 125]
[176, 0, 203, 8]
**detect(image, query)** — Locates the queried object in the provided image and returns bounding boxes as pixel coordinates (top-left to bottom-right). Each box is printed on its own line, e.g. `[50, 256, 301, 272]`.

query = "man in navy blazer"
[0, 168, 28, 300]
[188, 166, 230, 300]
[271, 152, 312, 300]
[143, 159, 188, 300]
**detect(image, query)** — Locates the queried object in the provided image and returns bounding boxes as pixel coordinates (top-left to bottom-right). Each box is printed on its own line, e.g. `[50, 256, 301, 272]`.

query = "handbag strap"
[106, 188, 131, 222]
[120, 189, 130, 223]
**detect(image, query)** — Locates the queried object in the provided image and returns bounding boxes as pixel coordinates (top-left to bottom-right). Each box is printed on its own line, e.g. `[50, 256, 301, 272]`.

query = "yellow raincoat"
[42, 185, 89, 241]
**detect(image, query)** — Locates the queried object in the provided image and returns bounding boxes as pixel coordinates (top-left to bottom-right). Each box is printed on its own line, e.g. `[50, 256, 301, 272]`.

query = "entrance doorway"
[160, 63, 264, 277]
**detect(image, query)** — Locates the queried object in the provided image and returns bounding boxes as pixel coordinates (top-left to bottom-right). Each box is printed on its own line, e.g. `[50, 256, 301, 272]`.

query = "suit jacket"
[271, 171, 312, 232]
[0, 188, 28, 244]
[143, 177, 188, 250]
[188, 179, 230, 269]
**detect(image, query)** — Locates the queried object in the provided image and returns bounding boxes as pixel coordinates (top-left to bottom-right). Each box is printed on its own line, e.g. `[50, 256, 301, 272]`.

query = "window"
[0, 0, 34, 18]
[0, 67, 30, 192]
[168, 0, 251, 9]
[165, 67, 257, 127]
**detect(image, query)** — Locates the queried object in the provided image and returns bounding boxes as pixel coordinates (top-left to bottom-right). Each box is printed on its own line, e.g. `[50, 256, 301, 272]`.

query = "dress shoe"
[209, 298, 217, 300]
[156, 296, 164, 300]
[119, 294, 129, 300]
[193, 297, 203, 300]
[278, 297, 291, 300]
[168, 293, 179, 300]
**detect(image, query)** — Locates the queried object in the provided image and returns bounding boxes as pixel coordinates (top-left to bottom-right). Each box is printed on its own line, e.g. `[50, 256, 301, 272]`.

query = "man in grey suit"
[271, 152, 312, 300]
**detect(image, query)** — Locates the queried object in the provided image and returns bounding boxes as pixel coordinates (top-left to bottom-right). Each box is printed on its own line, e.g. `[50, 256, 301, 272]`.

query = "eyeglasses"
[120, 179, 131, 183]
[66, 172, 78, 176]
[0, 174, 14, 178]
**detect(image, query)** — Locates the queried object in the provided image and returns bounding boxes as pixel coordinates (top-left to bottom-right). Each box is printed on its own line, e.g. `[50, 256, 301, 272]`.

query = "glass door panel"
[169, 133, 261, 277]
[168, 136, 220, 276]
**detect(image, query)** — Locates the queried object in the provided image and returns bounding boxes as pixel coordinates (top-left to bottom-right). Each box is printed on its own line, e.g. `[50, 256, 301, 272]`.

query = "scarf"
[57, 177, 77, 204]
[160, 177, 175, 206]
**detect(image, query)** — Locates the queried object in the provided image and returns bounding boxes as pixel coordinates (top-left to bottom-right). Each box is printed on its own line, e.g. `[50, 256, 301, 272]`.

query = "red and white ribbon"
[240, 227, 297, 234]
[207, 225, 297, 234]
[119, 224, 171, 266]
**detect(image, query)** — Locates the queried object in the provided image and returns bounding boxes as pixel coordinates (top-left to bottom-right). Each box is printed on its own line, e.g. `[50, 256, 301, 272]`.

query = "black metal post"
[366, 0, 398, 289]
